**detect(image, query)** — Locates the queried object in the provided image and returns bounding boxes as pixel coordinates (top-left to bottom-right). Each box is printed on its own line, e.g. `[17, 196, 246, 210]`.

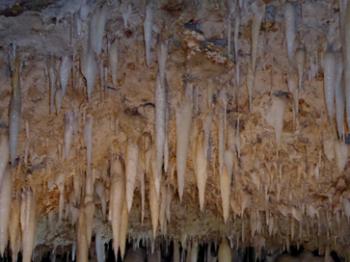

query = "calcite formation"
[0, 0, 349, 261]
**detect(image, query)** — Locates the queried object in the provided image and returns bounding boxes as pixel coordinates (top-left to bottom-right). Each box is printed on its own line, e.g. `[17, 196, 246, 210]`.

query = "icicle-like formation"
[63, 111, 75, 160]
[9, 195, 21, 262]
[95, 232, 105, 262]
[125, 141, 139, 212]
[335, 141, 348, 172]
[218, 238, 232, 262]
[266, 95, 286, 145]
[296, 47, 306, 90]
[227, 16, 232, 60]
[56, 174, 65, 222]
[0, 134, 9, 187]
[109, 40, 118, 87]
[284, 2, 296, 60]
[176, 84, 193, 201]
[21, 189, 36, 262]
[247, 66, 255, 111]
[144, 3, 154, 67]
[251, 0, 265, 71]
[287, 69, 299, 124]
[218, 93, 226, 176]
[109, 157, 125, 260]
[59, 55, 72, 97]
[89, 5, 107, 56]
[139, 155, 145, 223]
[55, 88, 63, 113]
[221, 165, 232, 223]
[48, 56, 57, 114]
[9, 55, 21, 166]
[345, 2, 350, 129]
[195, 126, 209, 211]
[77, 207, 88, 262]
[84, 171, 95, 247]
[234, 10, 240, 63]
[81, 48, 97, 101]
[155, 75, 166, 189]
[323, 49, 336, 120]
[158, 41, 168, 87]
[159, 185, 168, 234]
[149, 175, 159, 238]
[121, 3, 133, 28]
[0, 168, 12, 255]
[119, 201, 128, 259]
[335, 52, 345, 139]
[84, 115, 93, 174]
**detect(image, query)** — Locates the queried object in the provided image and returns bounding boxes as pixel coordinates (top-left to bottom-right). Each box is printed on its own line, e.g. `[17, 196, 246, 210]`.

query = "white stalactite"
[0, 134, 9, 187]
[0, 168, 12, 255]
[176, 84, 193, 201]
[285, 2, 296, 60]
[9, 56, 21, 166]
[144, 3, 154, 67]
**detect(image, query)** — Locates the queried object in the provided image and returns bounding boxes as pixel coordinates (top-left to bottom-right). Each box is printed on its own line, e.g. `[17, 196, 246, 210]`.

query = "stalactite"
[119, 201, 129, 259]
[125, 141, 139, 212]
[9, 195, 21, 262]
[335, 141, 348, 172]
[176, 83, 193, 201]
[149, 174, 159, 238]
[247, 66, 255, 111]
[159, 185, 167, 234]
[59, 55, 72, 98]
[296, 47, 306, 90]
[109, 157, 125, 260]
[195, 129, 208, 211]
[287, 69, 299, 125]
[220, 165, 231, 223]
[144, 3, 154, 67]
[0, 168, 11, 255]
[0, 134, 9, 187]
[89, 5, 107, 56]
[335, 52, 345, 139]
[155, 75, 166, 193]
[323, 49, 336, 121]
[9, 54, 21, 166]
[84, 171, 95, 247]
[76, 207, 88, 262]
[48, 56, 57, 114]
[21, 189, 36, 262]
[63, 111, 75, 160]
[56, 174, 65, 222]
[81, 48, 97, 101]
[345, 0, 350, 129]
[285, 2, 296, 61]
[84, 115, 93, 174]
[266, 95, 287, 145]
[95, 232, 106, 262]
[251, 0, 266, 71]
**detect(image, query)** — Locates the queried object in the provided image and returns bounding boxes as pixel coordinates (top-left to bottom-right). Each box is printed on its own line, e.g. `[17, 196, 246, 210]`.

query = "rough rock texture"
[0, 0, 349, 260]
